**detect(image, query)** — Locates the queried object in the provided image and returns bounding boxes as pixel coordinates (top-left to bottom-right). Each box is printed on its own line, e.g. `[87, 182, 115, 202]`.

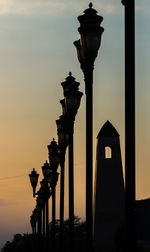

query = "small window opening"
[105, 146, 112, 159]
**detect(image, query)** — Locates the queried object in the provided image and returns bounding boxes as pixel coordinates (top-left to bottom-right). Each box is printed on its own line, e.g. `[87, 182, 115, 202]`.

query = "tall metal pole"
[52, 185, 56, 250]
[38, 210, 42, 238]
[37, 209, 42, 250]
[52, 188, 56, 226]
[31, 225, 34, 236]
[46, 199, 49, 249]
[68, 122, 74, 247]
[122, 0, 135, 250]
[83, 65, 93, 246]
[59, 151, 65, 235]
[74, 5, 104, 248]
[43, 204, 45, 238]
[35, 222, 37, 236]
[48, 139, 59, 251]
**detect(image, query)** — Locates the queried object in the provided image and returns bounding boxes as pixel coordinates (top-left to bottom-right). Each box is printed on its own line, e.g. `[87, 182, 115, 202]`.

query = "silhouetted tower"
[94, 121, 125, 252]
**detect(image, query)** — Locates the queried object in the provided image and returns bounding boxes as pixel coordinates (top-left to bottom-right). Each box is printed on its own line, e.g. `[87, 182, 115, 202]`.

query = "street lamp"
[32, 206, 40, 251]
[48, 138, 60, 169]
[56, 115, 69, 239]
[29, 163, 52, 250]
[47, 138, 60, 246]
[60, 72, 83, 237]
[122, 0, 135, 250]
[29, 168, 39, 197]
[41, 161, 51, 244]
[36, 190, 45, 246]
[31, 183, 46, 249]
[74, 4, 103, 69]
[33, 205, 41, 243]
[61, 72, 83, 108]
[74, 3, 104, 245]
[32, 208, 39, 237]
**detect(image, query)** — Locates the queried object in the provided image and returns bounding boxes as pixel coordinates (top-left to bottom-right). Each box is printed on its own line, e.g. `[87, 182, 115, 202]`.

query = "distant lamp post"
[36, 189, 45, 242]
[29, 162, 52, 250]
[47, 138, 60, 244]
[60, 72, 83, 236]
[56, 115, 69, 236]
[34, 206, 40, 234]
[29, 168, 39, 197]
[41, 161, 51, 243]
[30, 214, 36, 236]
[74, 2, 104, 244]
[32, 208, 39, 237]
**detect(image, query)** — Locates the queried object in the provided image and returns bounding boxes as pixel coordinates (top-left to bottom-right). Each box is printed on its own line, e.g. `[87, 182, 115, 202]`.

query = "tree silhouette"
[1, 217, 86, 252]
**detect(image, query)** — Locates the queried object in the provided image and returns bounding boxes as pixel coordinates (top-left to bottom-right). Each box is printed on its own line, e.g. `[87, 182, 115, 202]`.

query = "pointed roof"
[97, 120, 119, 138]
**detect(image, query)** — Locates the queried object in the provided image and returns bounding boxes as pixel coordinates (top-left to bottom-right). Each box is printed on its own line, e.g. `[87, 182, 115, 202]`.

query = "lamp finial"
[89, 2, 93, 8]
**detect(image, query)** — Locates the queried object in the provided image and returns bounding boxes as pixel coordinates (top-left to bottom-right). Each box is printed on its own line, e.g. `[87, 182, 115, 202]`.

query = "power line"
[0, 174, 27, 180]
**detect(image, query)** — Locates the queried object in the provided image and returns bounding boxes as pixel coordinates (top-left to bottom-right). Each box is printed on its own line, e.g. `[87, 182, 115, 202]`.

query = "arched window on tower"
[105, 146, 112, 159]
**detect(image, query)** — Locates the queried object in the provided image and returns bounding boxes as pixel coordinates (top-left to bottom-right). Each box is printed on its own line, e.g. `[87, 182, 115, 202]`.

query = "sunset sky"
[0, 0, 150, 249]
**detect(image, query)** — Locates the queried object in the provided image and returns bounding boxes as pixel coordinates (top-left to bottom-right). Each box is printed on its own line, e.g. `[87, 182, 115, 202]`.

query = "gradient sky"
[0, 0, 150, 249]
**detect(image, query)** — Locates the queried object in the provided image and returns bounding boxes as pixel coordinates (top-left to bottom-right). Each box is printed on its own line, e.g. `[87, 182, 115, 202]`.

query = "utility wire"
[0, 174, 28, 180]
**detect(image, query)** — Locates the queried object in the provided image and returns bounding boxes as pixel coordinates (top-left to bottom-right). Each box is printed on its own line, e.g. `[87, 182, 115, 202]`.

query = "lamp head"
[65, 90, 83, 116]
[41, 160, 51, 179]
[56, 116, 69, 147]
[47, 138, 60, 170]
[74, 3, 104, 64]
[61, 72, 80, 96]
[61, 73, 83, 117]
[29, 168, 39, 197]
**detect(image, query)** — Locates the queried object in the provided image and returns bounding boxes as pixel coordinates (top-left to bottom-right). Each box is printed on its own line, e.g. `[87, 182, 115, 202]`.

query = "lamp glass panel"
[66, 95, 81, 112]
[30, 174, 38, 188]
[58, 131, 69, 146]
[58, 132, 65, 145]
[56, 121, 62, 129]
[81, 32, 101, 53]
[74, 39, 85, 64]
[50, 156, 59, 166]
[42, 167, 46, 177]
[78, 44, 85, 64]
[42, 166, 51, 178]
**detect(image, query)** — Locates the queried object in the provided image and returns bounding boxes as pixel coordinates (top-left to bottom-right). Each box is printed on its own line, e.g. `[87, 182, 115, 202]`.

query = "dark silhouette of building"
[93, 121, 125, 252]
[135, 198, 150, 250]
[135, 198, 150, 241]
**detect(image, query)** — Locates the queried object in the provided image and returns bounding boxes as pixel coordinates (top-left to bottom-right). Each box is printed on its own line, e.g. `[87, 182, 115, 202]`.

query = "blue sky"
[0, 0, 150, 249]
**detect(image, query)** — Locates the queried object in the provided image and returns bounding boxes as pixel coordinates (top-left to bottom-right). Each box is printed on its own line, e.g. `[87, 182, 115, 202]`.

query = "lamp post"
[32, 206, 39, 251]
[35, 206, 41, 235]
[56, 115, 69, 237]
[41, 160, 51, 243]
[36, 188, 45, 243]
[29, 168, 42, 240]
[29, 169, 41, 247]
[29, 165, 51, 249]
[47, 139, 60, 246]
[74, 3, 104, 245]
[60, 72, 83, 236]
[30, 209, 38, 252]
[32, 208, 39, 237]
[30, 215, 35, 236]
[122, 0, 135, 250]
